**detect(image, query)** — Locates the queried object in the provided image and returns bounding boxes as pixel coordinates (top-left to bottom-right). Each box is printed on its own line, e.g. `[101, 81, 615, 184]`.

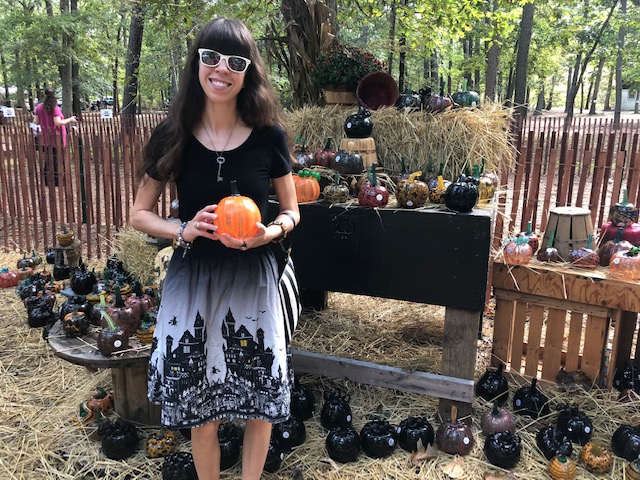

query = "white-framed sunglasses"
[198, 48, 252, 73]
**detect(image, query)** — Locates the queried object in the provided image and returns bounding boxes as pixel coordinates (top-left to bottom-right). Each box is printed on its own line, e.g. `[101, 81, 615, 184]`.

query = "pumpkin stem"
[462, 78, 468, 92]
[229, 179, 241, 196]
[481, 157, 486, 174]
[400, 157, 407, 174]
[526, 221, 533, 236]
[472, 164, 480, 180]
[622, 188, 629, 205]
[371, 164, 378, 187]
[333, 171, 341, 186]
[437, 175, 445, 190]
[438, 163, 444, 176]
[491, 402, 501, 417]
[408, 171, 422, 182]
[324, 137, 333, 150]
[530, 377, 537, 391]
[615, 227, 624, 243]
[101, 309, 117, 331]
[547, 230, 556, 248]
[587, 233, 593, 250]
[497, 362, 504, 375]
[450, 405, 457, 423]
[114, 286, 124, 308]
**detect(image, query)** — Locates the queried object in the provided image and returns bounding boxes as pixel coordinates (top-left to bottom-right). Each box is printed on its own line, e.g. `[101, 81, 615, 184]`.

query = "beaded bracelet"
[176, 221, 192, 257]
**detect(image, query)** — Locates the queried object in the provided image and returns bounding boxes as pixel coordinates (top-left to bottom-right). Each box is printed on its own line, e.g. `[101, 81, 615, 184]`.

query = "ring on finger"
[240, 241, 247, 251]
[194, 222, 200, 231]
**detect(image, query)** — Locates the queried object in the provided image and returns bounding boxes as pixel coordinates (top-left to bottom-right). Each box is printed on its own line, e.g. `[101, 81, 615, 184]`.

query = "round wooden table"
[47, 322, 161, 424]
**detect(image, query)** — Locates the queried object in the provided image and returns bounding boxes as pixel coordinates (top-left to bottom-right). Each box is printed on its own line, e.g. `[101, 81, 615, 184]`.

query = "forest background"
[0, 0, 639, 125]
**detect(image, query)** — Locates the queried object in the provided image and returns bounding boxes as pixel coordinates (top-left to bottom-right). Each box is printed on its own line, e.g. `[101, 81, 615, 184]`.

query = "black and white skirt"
[147, 250, 299, 428]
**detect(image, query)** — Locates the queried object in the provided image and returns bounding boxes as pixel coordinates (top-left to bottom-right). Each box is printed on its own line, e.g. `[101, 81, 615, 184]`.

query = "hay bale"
[110, 227, 158, 283]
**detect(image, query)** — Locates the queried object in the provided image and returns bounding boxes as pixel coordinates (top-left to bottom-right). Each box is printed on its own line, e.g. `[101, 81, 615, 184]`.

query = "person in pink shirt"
[33, 88, 77, 186]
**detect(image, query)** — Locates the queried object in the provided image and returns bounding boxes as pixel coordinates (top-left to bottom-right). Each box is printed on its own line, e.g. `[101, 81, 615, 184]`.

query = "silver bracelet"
[176, 221, 192, 257]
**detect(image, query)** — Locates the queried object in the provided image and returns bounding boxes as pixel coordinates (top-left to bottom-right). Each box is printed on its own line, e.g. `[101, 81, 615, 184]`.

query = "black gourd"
[325, 426, 361, 463]
[360, 419, 398, 459]
[445, 178, 479, 213]
[273, 416, 306, 452]
[161, 452, 198, 480]
[218, 422, 242, 471]
[484, 431, 522, 469]
[263, 437, 285, 473]
[513, 378, 550, 419]
[556, 403, 593, 445]
[611, 424, 640, 461]
[290, 379, 315, 421]
[475, 362, 509, 406]
[397, 416, 435, 452]
[101, 418, 139, 460]
[536, 426, 573, 460]
[613, 362, 640, 392]
[320, 389, 353, 430]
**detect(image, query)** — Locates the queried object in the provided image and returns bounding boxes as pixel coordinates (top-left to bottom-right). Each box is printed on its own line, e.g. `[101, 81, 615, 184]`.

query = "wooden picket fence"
[0, 110, 639, 260]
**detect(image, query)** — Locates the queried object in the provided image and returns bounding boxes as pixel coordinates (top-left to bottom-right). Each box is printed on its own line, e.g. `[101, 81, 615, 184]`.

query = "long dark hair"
[140, 18, 283, 182]
[43, 88, 57, 114]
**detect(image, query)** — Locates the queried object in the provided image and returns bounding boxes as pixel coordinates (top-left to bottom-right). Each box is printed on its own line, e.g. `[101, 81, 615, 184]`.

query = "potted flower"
[312, 44, 385, 102]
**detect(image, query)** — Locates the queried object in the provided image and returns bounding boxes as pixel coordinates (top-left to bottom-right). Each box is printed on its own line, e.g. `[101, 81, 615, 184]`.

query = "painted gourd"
[445, 177, 479, 213]
[428, 175, 448, 204]
[17, 253, 35, 270]
[435, 405, 474, 456]
[518, 221, 540, 253]
[548, 455, 577, 480]
[536, 426, 573, 460]
[613, 362, 640, 392]
[475, 362, 509, 406]
[323, 171, 350, 204]
[481, 403, 516, 436]
[610, 247, 640, 281]
[0, 268, 18, 288]
[106, 286, 139, 337]
[214, 180, 261, 239]
[513, 377, 550, 419]
[17, 266, 34, 280]
[87, 386, 114, 414]
[358, 166, 389, 208]
[578, 441, 613, 474]
[320, 389, 353, 430]
[397, 416, 435, 452]
[161, 452, 198, 480]
[360, 419, 398, 458]
[70, 262, 98, 295]
[452, 79, 480, 107]
[101, 417, 139, 460]
[263, 437, 285, 473]
[484, 431, 522, 469]
[598, 221, 640, 245]
[569, 233, 600, 269]
[59, 294, 92, 322]
[598, 227, 633, 266]
[503, 236, 533, 265]
[331, 142, 364, 175]
[218, 422, 242, 470]
[147, 426, 178, 459]
[611, 424, 640, 461]
[294, 169, 321, 203]
[136, 321, 156, 345]
[627, 458, 640, 480]
[344, 106, 373, 138]
[537, 230, 564, 262]
[556, 403, 593, 445]
[396, 171, 429, 209]
[313, 137, 336, 167]
[63, 311, 89, 338]
[326, 426, 361, 463]
[290, 379, 315, 421]
[609, 188, 639, 227]
[56, 225, 75, 246]
[273, 415, 306, 451]
[97, 310, 130, 356]
[425, 80, 454, 112]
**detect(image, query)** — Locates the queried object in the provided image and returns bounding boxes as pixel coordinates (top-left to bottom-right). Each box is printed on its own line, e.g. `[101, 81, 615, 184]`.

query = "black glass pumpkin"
[28, 304, 56, 328]
[484, 431, 522, 469]
[513, 378, 550, 419]
[53, 263, 71, 280]
[395, 92, 422, 110]
[536, 426, 573, 460]
[70, 262, 98, 295]
[360, 419, 398, 459]
[556, 404, 593, 445]
[162, 452, 198, 480]
[444, 179, 479, 213]
[611, 424, 640, 461]
[100, 418, 139, 460]
[344, 106, 373, 138]
[320, 389, 353, 430]
[475, 362, 509, 406]
[58, 294, 93, 322]
[331, 147, 364, 175]
[291, 380, 315, 421]
[273, 416, 306, 452]
[45, 247, 56, 265]
[397, 416, 434, 452]
[106, 254, 126, 274]
[326, 426, 361, 463]
[218, 422, 242, 471]
[263, 437, 285, 473]
[613, 362, 640, 392]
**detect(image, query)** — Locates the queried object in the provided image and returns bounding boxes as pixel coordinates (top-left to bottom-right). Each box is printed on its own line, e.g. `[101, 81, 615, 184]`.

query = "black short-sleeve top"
[153, 124, 291, 259]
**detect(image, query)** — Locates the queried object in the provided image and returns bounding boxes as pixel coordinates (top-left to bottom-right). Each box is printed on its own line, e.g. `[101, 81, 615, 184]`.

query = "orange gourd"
[214, 180, 261, 239]
[294, 169, 321, 203]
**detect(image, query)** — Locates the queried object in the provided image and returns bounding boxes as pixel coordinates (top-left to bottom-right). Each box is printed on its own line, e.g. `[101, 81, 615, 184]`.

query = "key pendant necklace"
[203, 117, 238, 182]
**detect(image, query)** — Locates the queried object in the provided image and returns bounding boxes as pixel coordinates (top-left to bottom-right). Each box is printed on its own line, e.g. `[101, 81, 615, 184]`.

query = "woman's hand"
[216, 222, 270, 251]
[184, 204, 218, 242]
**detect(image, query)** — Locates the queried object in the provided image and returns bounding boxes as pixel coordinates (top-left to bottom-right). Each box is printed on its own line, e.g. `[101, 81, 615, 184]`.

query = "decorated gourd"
[477, 170, 496, 204]
[556, 403, 593, 445]
[569, 233, 599, 269]
[611, 424, 640, 461]
[290, 379, 315, 421]
[313, 137, 336, 167]
[613, 362, 640, 392]
[57, 225, 75, 246]
[475, 363, 509, 406]
[273, 416, 306, 452]
[293, 141, 313, 167]
[360, 419, 398, 459]
[214, 180, 261, 239]
[445, 176, 479, 213]
[627, 458, 640, 480]
[63, 311, 89, 338]
[59, 294, 92, 322]
[518, 221, 540, 253]
[548, 455, 577, 480]
[331, 142, 364, 175]
[503, 236, 533, 265]
[425, 80, 454, 112]
[513, 377, 550, 419]
[161, 452, 198, 480]
[397, 416, 434, 452]
[320, 389, 353, 430]
[218, 422, 242, 470]
[484, 431, 521, 469]
[17, 253, 35, 270]
[578, 441, 613, 474]
[263, 437, 285, 473]
[481, 403, 516, 436]
[97, 310, 130, 356]
[70, 262, 98, 295]
[598, 221, 640, 245]
[609, 188, 639, 227]
[87, 387, 114, 414]
[326, 426, 361, 463]
[100, 418, 139, 460]
[358, 165, 389, 208]
[452, 79, 480, 107]
[147, 426, 178, 459]
[537, 426, 573, 460]
[17, 266, 34, 280]
[598, 227, 633, 266]
[435, 405, 474, 456]
[610, 247, 640, 281]
[294, 169, 321, 203]
[429, 175, 449, 204]
[105, 286, 139, 337]
[537, 230, 564, 262]
[396, 171, 429, 209]
[106, 255, 126, 275]
[0, 268, 19, 288]
[90, 293, 109, 326]
[344, 106, 373, 138]
[323, 171, 350, 204]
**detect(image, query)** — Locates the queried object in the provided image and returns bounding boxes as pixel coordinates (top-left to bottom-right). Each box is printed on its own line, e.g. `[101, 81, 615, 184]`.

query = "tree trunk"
[58, 0, 72, 117]
[1, 53, 9, 103]
[484, 0, 502, 102]
[387, 0, 396, 76]
[513, 2, 535, 118]
[614, 0, 626, 127]
[474, 36, 481, 92]
[604, 67, 614, 110]
[589, 55, 606, 114]
[546, 75, 556, 109]
[398, 0, 408, 92]
[70, 0, 81, 117]
[534, 88, 544, 115]
[121, 1, 145, 128]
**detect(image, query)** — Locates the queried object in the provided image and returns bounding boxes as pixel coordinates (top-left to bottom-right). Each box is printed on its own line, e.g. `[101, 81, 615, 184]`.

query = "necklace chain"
[203, 117, 238, 182]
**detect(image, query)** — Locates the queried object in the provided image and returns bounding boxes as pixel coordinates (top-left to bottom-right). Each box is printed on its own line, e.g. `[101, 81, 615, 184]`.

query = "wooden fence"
[0, 110, 639, 260]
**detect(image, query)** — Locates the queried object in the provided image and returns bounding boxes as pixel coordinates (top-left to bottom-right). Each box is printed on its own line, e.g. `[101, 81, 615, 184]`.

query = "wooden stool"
[54, 238, 82, 268]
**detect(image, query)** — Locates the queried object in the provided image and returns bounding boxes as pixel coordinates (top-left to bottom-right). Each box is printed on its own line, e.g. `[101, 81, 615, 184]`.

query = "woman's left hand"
[217, 223, 270, 251]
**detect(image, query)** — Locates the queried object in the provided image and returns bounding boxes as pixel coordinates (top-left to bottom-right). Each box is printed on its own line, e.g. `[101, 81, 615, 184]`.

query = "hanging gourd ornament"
[344, 106, 373, 138]
[214, 180, 261, 240]
[518, 221, 540, 253]
[323, 171, 350, 204]
[397, 416, 434, 452]
[57, 225, 75, 246]
[569, 233, 599, 269]
[610, 247, 640, 281]
[331, 142, 364, 175]
[429, 175, 449, 204]
[360, 419, 398, 459]
[326, 426, 361, 463]
[578, 441, 613, 474]
[313, 137, 336, 167]
[611, 424, 640, 461]
[609, 188, 639, 227]
[147, 426, 178, 459]
[425, 80, 455, 112]
[548, 455, 577, 480]
[97, 310, 130, 356]
[294, 169, 321, 203]
[481, 403, 516, 436]
[598, 227, 633, 266]
[513, 377, 550, 419]
[537, 230, 564, 263]
[503, 236, 533, 265]
[556, 403, 593, 445]
[445, 176, 479, 213]
[475, 362, 509, 406]
[484, 431, 522, 469]
[396, 171, 429, 209]
[435, 405, 475, 456]
[358, 165, 389, 208]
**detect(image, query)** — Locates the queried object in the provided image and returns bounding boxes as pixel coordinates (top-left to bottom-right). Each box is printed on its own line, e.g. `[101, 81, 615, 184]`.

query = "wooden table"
[272, 201, 494, 421]
[47, 322, 161, 424]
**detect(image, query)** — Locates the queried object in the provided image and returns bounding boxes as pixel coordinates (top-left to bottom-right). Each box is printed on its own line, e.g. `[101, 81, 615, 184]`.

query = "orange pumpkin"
[294, 169, 321, 203]
[610, 247, 640, 281]
[214, 180, 261, 239]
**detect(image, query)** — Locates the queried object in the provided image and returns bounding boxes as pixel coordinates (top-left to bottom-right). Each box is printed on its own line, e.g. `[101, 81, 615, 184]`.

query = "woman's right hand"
[183, 204, 218, 242]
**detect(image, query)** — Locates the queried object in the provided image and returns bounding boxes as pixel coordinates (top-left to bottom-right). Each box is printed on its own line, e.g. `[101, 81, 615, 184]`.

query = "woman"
[32, 88, 77, 186]
[130, 18, 299, 480]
